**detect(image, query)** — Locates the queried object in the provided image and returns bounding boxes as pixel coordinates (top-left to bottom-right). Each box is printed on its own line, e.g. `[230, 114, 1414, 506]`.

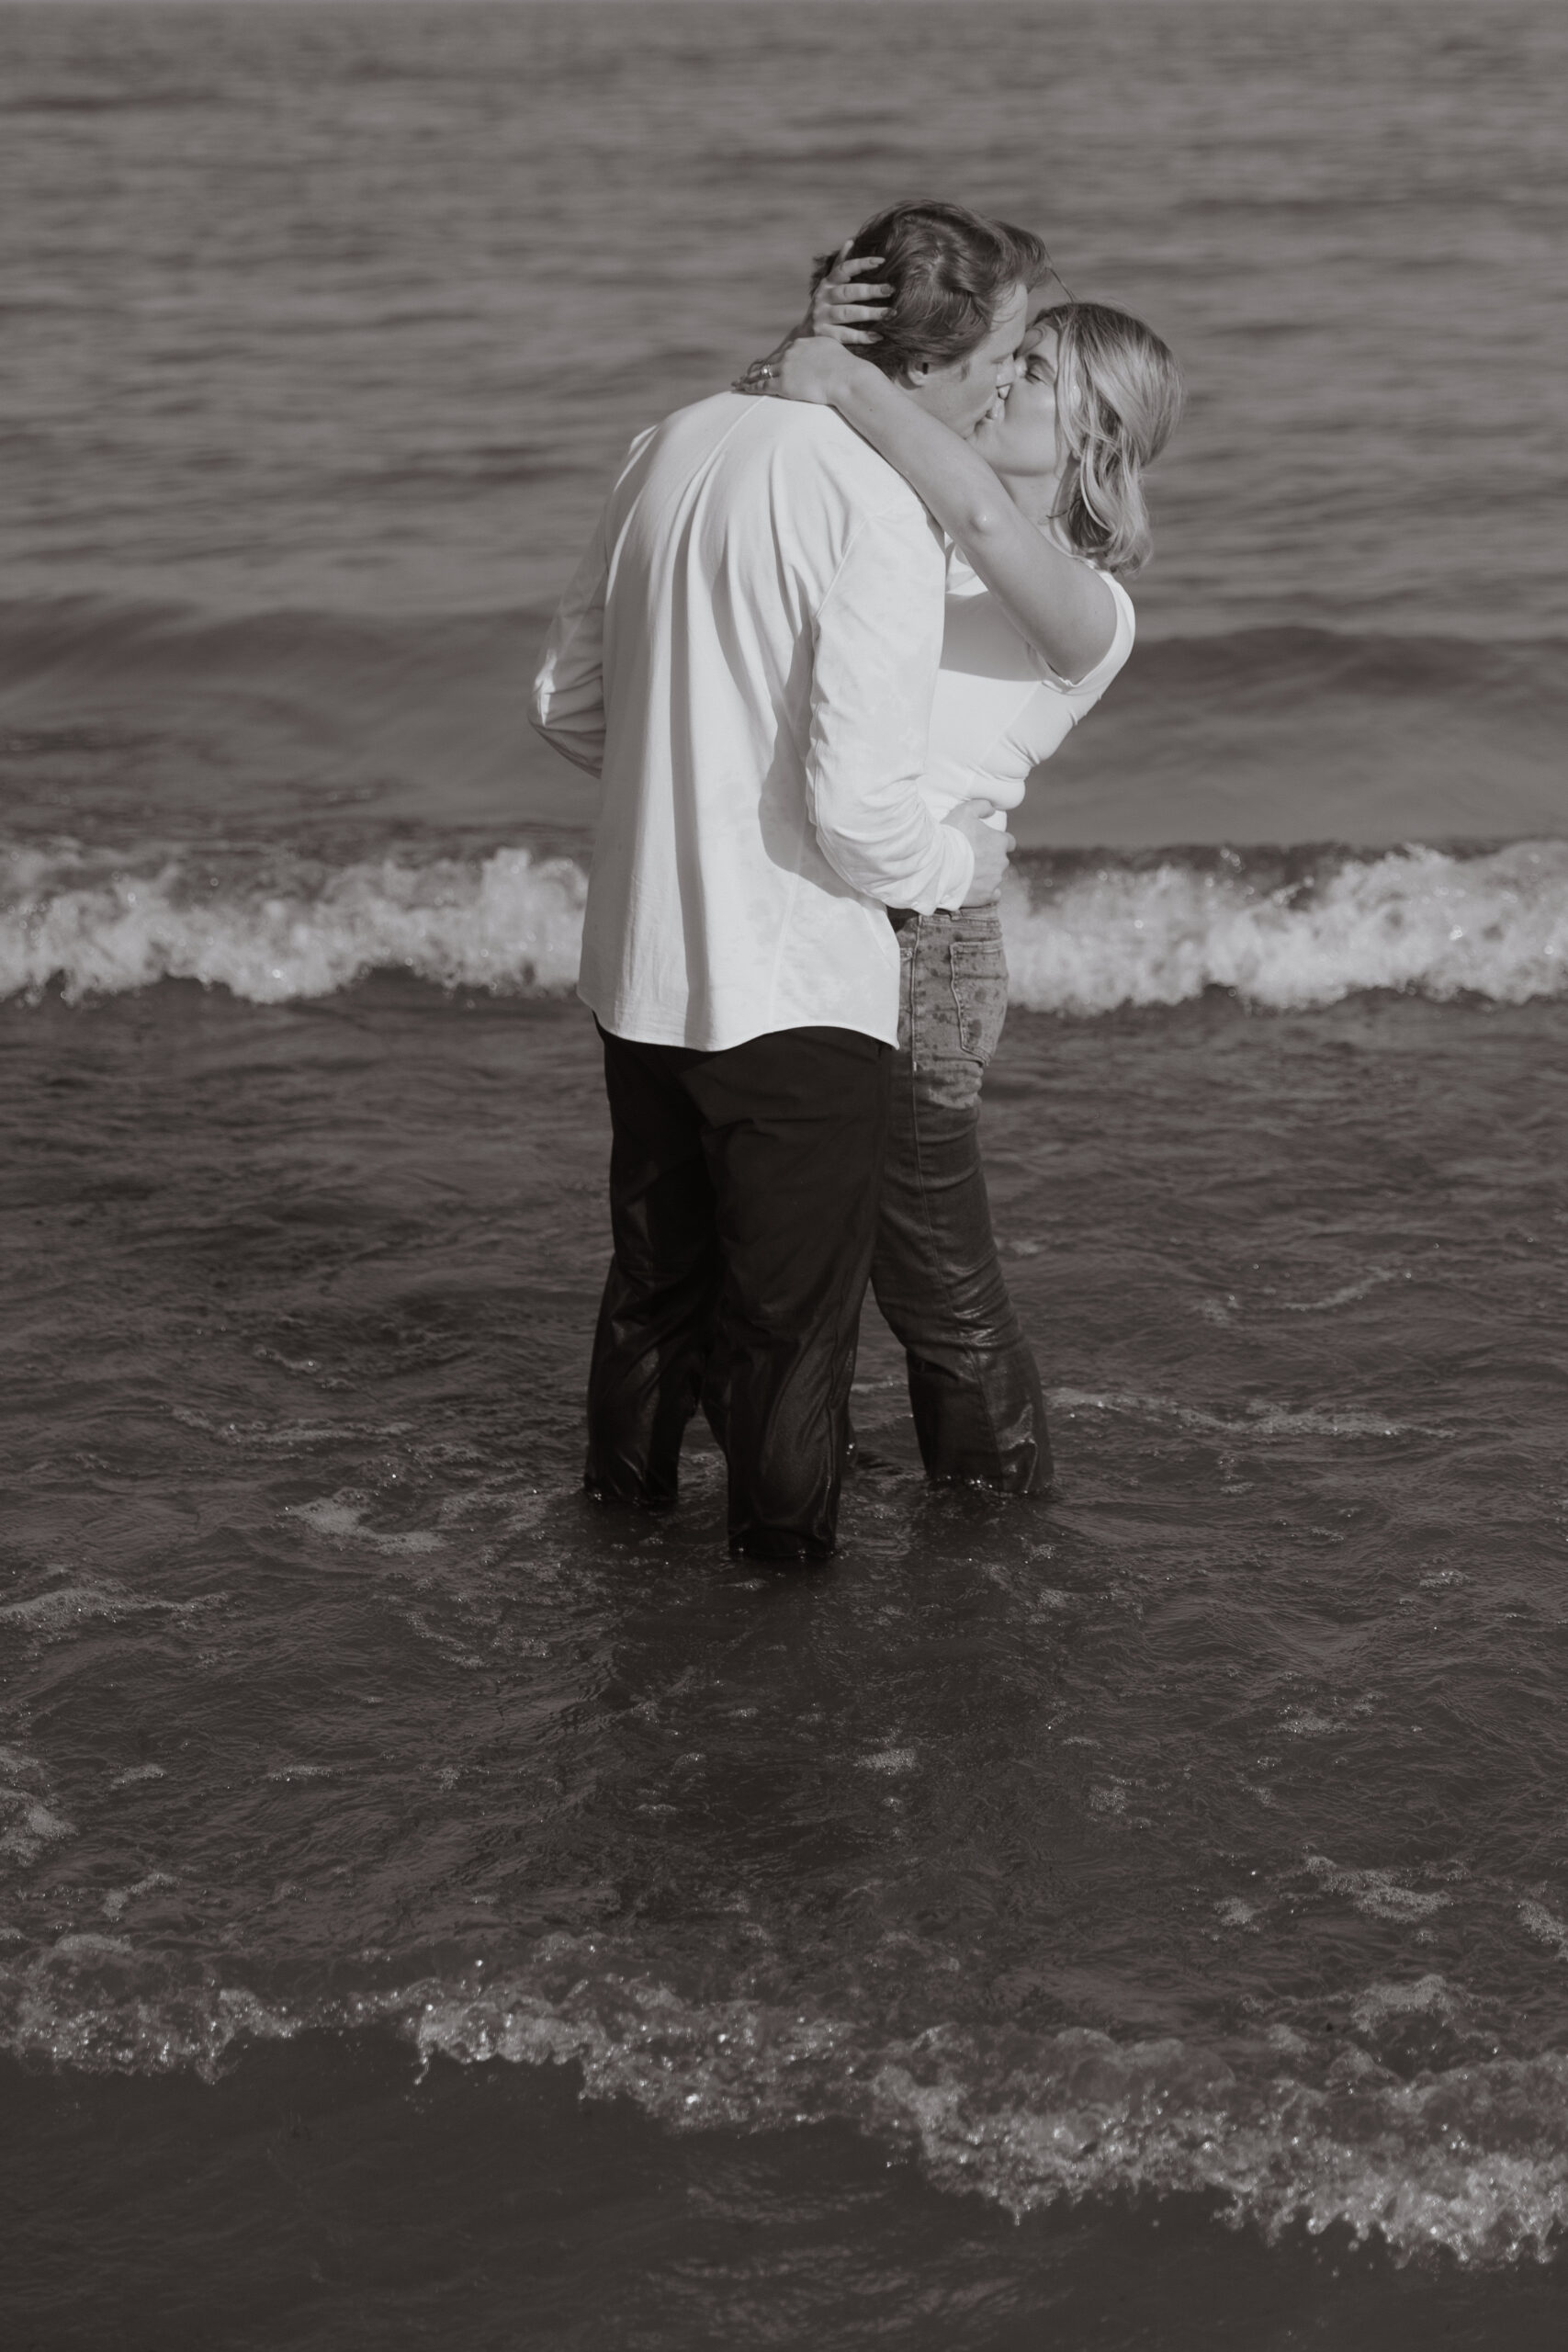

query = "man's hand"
[946, 798, 1013, 904]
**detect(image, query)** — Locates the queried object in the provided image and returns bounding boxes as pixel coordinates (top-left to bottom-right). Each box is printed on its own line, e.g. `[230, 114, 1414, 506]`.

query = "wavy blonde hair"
[1034, 302, 1183, 578]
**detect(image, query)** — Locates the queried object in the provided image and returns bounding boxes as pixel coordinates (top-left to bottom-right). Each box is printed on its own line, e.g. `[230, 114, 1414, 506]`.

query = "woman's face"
[972, 308, 1065, 484]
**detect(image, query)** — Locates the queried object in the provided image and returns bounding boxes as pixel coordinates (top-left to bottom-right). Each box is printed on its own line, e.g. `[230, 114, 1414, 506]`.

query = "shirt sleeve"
[530, 522, 609, 777]
[1035, 571, 1136, 698]
[805, 503, 976, 915]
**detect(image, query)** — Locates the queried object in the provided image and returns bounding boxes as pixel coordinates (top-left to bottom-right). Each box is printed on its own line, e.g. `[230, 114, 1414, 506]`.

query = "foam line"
[3, 840, 1565, 1012]
[5, 1946, 1567, 2267]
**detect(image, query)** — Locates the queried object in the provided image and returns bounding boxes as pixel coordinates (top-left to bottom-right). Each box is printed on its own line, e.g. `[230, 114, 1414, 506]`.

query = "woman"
[741, 249, 1183, 1495]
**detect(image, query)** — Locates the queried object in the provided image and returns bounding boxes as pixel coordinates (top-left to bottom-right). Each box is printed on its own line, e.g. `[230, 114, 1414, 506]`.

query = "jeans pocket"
[949, 937, 1010, 1062]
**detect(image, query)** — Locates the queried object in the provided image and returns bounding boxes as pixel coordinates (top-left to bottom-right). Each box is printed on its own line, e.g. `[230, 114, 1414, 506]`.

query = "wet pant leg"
[869, 910, 1052, 1494]
[587, 1023, 890, 1558]
[585, 1027, 723, 1511]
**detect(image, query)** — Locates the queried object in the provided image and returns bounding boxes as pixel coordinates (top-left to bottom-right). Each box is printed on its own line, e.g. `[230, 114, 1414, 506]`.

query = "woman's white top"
[919, 552, 1136, 823]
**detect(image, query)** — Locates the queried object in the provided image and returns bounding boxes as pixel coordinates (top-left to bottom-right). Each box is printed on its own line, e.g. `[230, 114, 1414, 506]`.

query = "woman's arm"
[763, 338, 1116, 684]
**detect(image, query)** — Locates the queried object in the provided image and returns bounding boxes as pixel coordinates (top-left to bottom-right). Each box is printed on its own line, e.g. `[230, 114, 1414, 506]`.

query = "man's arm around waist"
[805, 503, 974, 914]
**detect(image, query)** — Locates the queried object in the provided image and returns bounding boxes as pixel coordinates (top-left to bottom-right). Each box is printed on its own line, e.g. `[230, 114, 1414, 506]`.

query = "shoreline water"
[6, 985, 1567, 2327]
[7, 2034, 1568, 2349]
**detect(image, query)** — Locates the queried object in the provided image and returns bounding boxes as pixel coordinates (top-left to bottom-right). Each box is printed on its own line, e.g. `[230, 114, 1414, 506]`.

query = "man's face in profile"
[904, 281, 1029, 436]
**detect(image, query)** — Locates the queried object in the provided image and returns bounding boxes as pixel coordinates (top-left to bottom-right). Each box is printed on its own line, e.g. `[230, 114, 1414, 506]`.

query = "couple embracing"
[533, 199, 1181, 1564]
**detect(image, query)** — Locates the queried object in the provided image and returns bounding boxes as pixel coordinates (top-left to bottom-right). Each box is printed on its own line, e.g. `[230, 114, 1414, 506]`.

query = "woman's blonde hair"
[1033, 302, 1183, 578]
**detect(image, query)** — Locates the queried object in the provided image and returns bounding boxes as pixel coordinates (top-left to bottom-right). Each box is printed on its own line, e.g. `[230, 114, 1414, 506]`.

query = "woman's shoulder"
[944, 553, 1134, 693]
[1042, 569, 1134, 697]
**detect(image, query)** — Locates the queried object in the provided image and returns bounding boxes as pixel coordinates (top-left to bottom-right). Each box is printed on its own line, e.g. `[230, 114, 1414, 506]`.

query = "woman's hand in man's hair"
[733, 236, 894, 397]
[810, 239, 894, 346]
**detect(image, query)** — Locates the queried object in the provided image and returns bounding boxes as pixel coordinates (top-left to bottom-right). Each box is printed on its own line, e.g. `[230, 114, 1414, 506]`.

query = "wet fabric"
[870, 906, 1052, 1493]
[586, 1020, 890, 1557]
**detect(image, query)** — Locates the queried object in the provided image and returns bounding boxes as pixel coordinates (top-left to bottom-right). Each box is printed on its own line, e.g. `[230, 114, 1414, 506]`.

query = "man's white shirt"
[532, 392, 976, 1052]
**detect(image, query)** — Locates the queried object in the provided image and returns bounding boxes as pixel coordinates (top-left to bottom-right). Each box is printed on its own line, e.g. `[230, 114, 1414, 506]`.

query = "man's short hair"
[811, 199, 1047, 381]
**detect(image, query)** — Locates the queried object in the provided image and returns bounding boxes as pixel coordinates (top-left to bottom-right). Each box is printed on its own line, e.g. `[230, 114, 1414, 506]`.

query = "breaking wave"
[4, 1939, 1566, 2267]
[1000, 838, 1568, 1014]
[2, 837, 1565, 1012]
[0, 842, 586, 1005]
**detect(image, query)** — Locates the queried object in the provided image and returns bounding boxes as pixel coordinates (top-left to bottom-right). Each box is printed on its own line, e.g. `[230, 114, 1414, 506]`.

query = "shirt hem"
[579, 984, 898, 1055]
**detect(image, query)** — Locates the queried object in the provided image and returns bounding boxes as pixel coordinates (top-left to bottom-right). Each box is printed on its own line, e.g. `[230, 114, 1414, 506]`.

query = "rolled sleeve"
[806, 504, 974, 915]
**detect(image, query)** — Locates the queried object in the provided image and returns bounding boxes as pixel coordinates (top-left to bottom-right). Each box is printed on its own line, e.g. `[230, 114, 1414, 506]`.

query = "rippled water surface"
[6, 983, 1567, 2335]
[3, 1, 1566, 2341]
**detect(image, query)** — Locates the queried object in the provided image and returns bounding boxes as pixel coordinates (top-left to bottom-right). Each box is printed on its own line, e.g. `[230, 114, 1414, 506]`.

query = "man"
[532, 199, 1028, 1563]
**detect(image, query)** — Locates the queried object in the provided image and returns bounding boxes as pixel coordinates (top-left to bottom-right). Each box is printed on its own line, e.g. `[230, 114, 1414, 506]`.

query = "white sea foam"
[1519, 1900, 1568, 1964]
[1000, 840, 1568, 1013]
[284, 1498, 442, 1555]
[395, 1970, 1568, 2264]
[0, 1581, 185, 1634]
[1303, 1855, 1450, 1923]
[102, 1872, 175, 1922]
[2, 839, 1565, 1012]
[4, 1945, 1567, 2265]
[1047, 1386, 1441, 1442]
[1350, 1973, 1457, 2032]
[1282, 1268, 1404, 1312]
[0, 1795, 73, 1866]
[0, 844, 585, 1005]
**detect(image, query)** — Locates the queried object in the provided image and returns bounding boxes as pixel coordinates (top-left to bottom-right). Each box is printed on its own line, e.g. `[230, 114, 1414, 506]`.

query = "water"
[3, 3, 1567, 2341]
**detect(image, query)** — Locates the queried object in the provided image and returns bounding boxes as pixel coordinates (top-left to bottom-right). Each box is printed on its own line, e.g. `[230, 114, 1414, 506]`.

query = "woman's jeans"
[871, 906, 1052, 1494]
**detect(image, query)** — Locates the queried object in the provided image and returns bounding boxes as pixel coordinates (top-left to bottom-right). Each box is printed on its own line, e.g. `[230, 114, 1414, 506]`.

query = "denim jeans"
[869, 906, 1052, 1493]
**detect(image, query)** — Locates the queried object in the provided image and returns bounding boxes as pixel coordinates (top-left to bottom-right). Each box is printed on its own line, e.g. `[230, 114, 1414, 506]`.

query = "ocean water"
[3, 2, 1566, 2343]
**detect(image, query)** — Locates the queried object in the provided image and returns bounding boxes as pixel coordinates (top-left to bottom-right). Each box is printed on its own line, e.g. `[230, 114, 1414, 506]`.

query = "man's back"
[536, 390, 965, 1051]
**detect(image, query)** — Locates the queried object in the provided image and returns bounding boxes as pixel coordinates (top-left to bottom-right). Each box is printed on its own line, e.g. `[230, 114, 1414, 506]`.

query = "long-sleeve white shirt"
[531, 392, 976, 1051]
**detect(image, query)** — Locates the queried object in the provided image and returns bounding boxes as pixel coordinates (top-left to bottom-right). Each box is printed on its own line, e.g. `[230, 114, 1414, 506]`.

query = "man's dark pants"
[585, 1022, 891, 1560]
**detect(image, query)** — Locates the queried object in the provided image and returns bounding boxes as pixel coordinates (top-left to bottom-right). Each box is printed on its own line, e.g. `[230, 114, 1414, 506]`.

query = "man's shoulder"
[745, 399, 932, 521]
[636, 392, 930, 524]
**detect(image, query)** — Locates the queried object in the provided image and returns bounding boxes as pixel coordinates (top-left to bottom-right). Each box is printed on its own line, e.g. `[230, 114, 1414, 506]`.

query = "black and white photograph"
[2, 0, 1564, 2341]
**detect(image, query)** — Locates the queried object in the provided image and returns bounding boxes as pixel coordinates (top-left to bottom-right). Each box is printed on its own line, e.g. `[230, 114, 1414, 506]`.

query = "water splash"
[0, 844, 585, 1005]
[1001, 840, 1568, 1014]
[3, 839, 1566, 1013]
[7, 1942, 1565, 2267]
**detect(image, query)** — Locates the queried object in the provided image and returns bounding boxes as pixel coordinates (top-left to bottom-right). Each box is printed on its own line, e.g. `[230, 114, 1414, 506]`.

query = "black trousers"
[586, 1021, 891, 1560]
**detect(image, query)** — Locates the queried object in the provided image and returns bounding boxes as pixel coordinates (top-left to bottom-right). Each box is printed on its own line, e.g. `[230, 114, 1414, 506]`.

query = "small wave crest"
[3, 838, 1564, 1012]
[1002, 839, 1568, 1014]
[0, 843, 585, 1004]
[5, 1942, 1568, 2267]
